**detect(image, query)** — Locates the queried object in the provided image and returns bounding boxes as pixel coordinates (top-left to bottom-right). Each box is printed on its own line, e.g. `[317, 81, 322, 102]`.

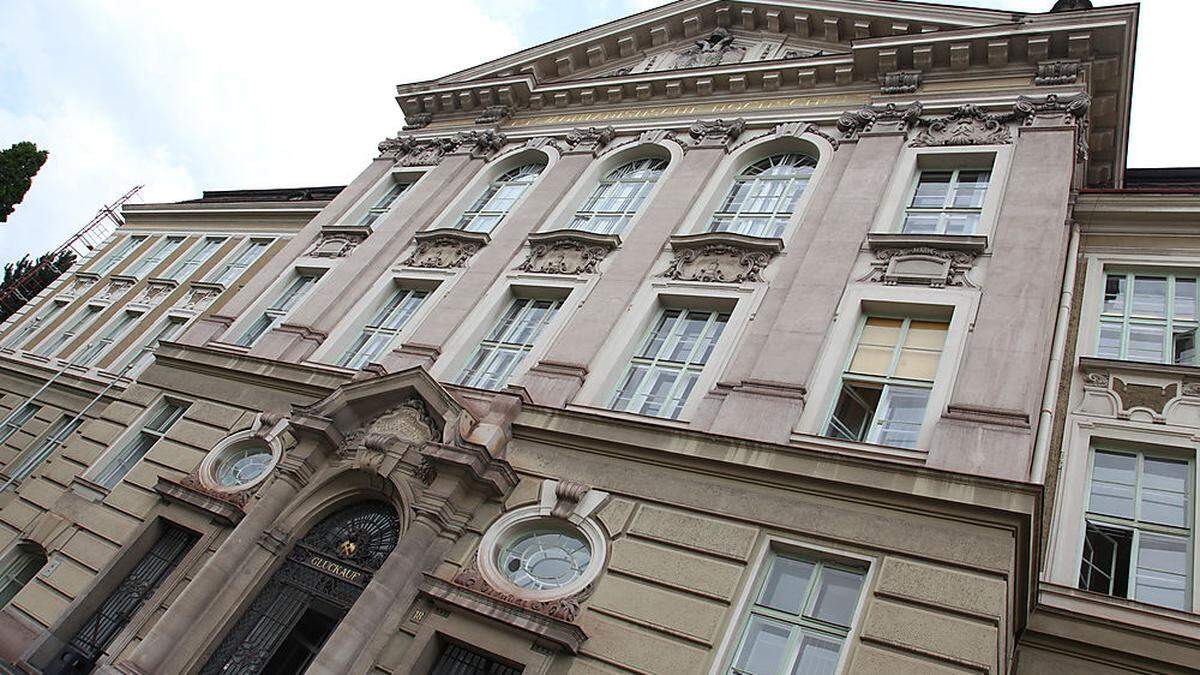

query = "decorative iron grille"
[431, 643, 523, 675]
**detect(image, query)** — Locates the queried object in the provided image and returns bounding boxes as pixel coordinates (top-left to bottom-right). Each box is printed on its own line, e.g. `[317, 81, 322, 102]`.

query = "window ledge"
[74, 271, 101, 282]
[528, 228, 621, 250]
[866, 232, 989, 254]
[145, 277, 180, 290]
[413, 227, 491, 246]
[670, 231, 785, 254]
[1037, 582, 1200, 641]
[69, 476, 110, 503]
[188, 280, 226, 294]
[1078, 356, 1200, 380]
[108, 273, 139, 285]
[321, 224, 373, 237]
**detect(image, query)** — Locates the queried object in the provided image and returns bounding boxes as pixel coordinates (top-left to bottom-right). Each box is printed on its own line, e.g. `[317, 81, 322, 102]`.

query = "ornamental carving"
[455, 129, 508, 158]
[401, 236, 483, 269]
[96, 278, 135, 301]
[689, 118, 746, 149]
[676, 28, 745, 69]
[181, 284, 222, 311]
[551, 480, 589, 519]
[663, 243, 772, 283]
[378, 135, 460, 166]
[63, 275, 98, 298]
[402, 113, 432, 130]
[132, 279, 176, 307]
[307, 230, 368, 258]
[1035, 60, 1081, 86]
[1013, 93, 1091, 160]
[1113, 378, 1178, 419]
[565, 126, 616, 153]
[910, 105, 1014, 147]
[772, 121, 839, 150]
[178, 472, 252, 508]
[475, 105, 511, 125]
[615, 29, 819, 76]
[837, 103, 923, 139]
[517, 233, 615, 275]
[880, 71, 921, 95]
[864, 247, 978, 288]
[452, 560, 585, 622]
[342, 399, 437, 451]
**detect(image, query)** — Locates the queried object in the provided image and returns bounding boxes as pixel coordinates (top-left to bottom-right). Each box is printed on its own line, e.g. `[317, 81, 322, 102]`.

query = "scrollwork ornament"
[565, 126, 616, 153]
[837, 102, 923, 139]
[452, 560, 586, 622]
[663, 244, 772, 283]
[910, 104, 1014, 147]
[688, 118, 746, 149]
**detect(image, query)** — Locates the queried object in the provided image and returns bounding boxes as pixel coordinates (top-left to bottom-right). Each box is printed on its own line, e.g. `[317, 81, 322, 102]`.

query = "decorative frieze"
[880, 70, 921, 94]
[402, 113, 432, 130]
[451, 560, 586, 622]
[96, 276, 136, 301]
[474, 105, 511, 125]
[517, 230, 618, 275]
[688, 118, 746, 149]
[132, 279, 177, 307]
[663, 232, 782, 283]
[1035, 60, 1082, 86]
[910, 105, 1014, 147]
[565, 126, 616, 153]
[864, 247, 978, 288]
[455, 129, 508, 159]
[307, 227, 369, 258]
[377, 135, 460, 166]
[837, 102, 923, 138]
[401, 229, 489, 269]
[181, 282, 224, 312]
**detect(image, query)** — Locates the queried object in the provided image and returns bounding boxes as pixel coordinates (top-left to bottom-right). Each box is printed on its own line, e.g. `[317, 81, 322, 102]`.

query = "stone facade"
[0, 1, 1187, 674]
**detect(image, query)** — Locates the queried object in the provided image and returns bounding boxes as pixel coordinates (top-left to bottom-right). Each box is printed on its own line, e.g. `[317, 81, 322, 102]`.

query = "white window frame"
[426, 147, 557, 235]
[0, 403, 41, 446]
[709, 536, 875, 675]
[431, 273, 595, 388]
[1095, 269, 1199, 366]
[572, 279, 764, 424]
[869, 146, 1012, 241]
[163, 236, 227, 282]
[5, 413, 83, 484]
[231, 268, 325, 348]
[2, 299, 68, 350]
[564, 157, 669, 235]
[125, 235, 185, 278]
[336, 286, 432, 369]
[796, 284, 976, 454]
[0, 542, 46, 609]
[71, 308, 145, 367]
[338, 168, 424, 228]
[456, 295, 566, 390]
[109, 314, 191, 376]
[205, 237, 274, 286]
[88, 235, 147, 275]
[899, 168, 993, 236]
[34, 303, 106, 358]
[86, 397, 189, 490]
[678, 132, 834, 244]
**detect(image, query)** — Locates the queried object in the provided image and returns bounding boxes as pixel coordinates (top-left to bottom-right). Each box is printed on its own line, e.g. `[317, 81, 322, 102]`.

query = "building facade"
[2, 0, 1193, 673]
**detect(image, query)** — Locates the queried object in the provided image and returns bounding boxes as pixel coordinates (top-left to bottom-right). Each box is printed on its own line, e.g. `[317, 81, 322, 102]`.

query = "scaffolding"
[0, 185, 143, 318]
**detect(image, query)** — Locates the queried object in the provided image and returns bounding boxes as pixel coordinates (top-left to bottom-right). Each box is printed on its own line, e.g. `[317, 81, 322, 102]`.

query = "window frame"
[110, 314, 190, 376]
[88, 398, 189, 490]
[88, 235, 147, 276]
[5, 413, 83, 485]
[564, 157, 669, 236]
[712, 537, 875, 675]
[163, 236, 228, 282]
[205, 237, 274, 286]
[72, 308, 145, 367]
[336, 285, 432, 370]
[456, 295, 566, 390]
[1095, 270, 1200, 366]
[233, 269, 325, 348]
[2, 299, 68, 350]
[0, 403, 41, 446]
[706, 153, 818, 239]
[899, 168, 993, 236]
[452, 162, 546, 234]
[1078, 445, 1194, 610]
[0, 541, 46, 609]
[124, 235, 185, 278]
[34, 303, 106, 358]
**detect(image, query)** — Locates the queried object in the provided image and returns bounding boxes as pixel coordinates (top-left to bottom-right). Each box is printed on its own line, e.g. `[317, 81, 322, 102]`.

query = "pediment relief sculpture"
[342, 399, 438, 451]
[401, 230, 488, 269]
[611, 28, 823, 76]
[910, 104, 1015, 147]
[307, 230, 368, 258]
[378, 135, 460, 166]
[518, 231, 617, 276]
[837, 102, 923, 139]
[662, 233, 781, 284]
[862, 247, 978, 288]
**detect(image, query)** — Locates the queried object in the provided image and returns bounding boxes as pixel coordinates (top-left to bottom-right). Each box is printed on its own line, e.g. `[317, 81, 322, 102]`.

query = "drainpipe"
[1030, 221, 1080, 482]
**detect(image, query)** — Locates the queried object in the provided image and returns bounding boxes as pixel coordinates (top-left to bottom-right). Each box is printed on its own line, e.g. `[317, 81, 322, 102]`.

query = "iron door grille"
[430, 643, 523, 675]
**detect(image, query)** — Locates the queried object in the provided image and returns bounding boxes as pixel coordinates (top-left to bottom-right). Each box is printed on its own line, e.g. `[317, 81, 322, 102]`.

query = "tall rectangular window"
[826, 316, 948, 449]
[1098, 272, 1199, 365]
[458, 297, 562, 390]
[91, 235, 147, 275]
[208, 238, 271, 286]
[125, 236, 184, 277]
[2, 299, 67, 350]
[7, 414, 82, 484]
[73, 310, 143, 366]
[1079, 448, 1192, 611]
[58, 524, 197, 670]
[358, 178, 413, 228]
[113, 316, 187, 374]
[727, 552, 866, 675]
[610, 308, 729, 420]
[235, 272, 321, 348]
[34, 304, 104, 357]
[901, 169, 991, 235]
[337, 287, 428, 370]
[91, 400, 188, 489]
[164, 236, 226, 282]
[0, 404, 40, 445]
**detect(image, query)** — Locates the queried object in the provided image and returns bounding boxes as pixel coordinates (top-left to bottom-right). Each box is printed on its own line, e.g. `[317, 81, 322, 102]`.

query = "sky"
[0, 0, 1195, 267]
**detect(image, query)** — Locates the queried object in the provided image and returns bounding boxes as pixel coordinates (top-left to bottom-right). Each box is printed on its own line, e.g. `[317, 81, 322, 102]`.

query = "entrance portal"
[200, 501, 400, 675]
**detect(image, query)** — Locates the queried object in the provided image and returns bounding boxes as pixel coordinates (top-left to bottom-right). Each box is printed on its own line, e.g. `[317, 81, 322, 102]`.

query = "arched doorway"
[200, 501, 400, 675]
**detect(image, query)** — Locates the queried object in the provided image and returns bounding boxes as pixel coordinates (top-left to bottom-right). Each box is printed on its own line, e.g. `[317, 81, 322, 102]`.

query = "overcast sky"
[0, 0, 1194, 267]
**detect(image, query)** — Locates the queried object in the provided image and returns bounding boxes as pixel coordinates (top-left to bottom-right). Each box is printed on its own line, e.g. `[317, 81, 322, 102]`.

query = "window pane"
[872, 386, 929, 449]
[666, 313, 709, 362]
[640, 310, 680, 359]
[733, 616, 791, 675]
[1140, 457, 1190, 527]
[1103, 275, 1126, 314]
[901, 213, 940, 234]
[808, 568, 865, 627]
[827, 383, 880, 443]
[1089, 451, 1137, 519]
[942, 212, 980, 235]
[1135, 533, 1189, 610]
[790, 633, 843, 675]
[1131, 276, 1167, 317]
[1126, 324, 1165, 363]
[611, 364, 649, 412]
[1079, 522, 1132, 598]
[911, 172, 952, 208]
[639, 369, 679, 417]
[758, 557, 815, 615]
[1097, 321, 1123, 359]
[1174, 328, 1196, 365]
[1175, 278, 1197, 321]
[951, 171, 990, 208]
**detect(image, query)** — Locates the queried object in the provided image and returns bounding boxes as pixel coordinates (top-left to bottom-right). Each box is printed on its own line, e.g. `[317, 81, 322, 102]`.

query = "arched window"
[567, 158, 668, 235]
[0, 542, 46, 608]
[709, 153, 817, 238]
[454, 163, 545, 233]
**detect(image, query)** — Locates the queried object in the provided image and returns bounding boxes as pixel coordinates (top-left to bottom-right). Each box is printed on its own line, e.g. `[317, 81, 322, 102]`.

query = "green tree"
[0, 141, 49, 222]
[0, 250, 76, 322]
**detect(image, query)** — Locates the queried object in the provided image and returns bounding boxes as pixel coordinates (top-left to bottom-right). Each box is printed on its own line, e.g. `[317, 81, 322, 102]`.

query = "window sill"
[528, 228, 622, 250]
[866, 232, 988, 254]
[144, 276, 181, 290]
[69, 476, 110, 503]
[670, 231, 785, 254]
[414, 227, 492, 246]
[1037, 582, 1200, 640]
[1078, 355, 1200, 380]
[322, 224, 373, 237]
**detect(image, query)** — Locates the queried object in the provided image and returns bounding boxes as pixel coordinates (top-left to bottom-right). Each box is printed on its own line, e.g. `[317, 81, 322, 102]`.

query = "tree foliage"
[0, 250, 76, 323]
[0, 141, 49, 222]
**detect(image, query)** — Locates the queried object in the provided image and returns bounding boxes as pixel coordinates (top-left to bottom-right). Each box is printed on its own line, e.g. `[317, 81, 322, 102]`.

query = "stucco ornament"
[402, 112, 432, 130]
[1035, 60, 1081, 86]
[565, 126, 616, 153]
[1112, 377, 1178, 423]
[97, 278, 135, 301]
[63, 275, 98, 298]
[306, 230, 367, 258]
[451, 560, 586, 622]
[133, 279, 176, 307]
[880, 71, 922, 94]
[377, 135, 460, 166]
[769, 122, 840, 150]
[910, 105, 1014, 147]
[1013, 93, 1091, 160]
[663, 243, 771, 283]
[688, 118, 746, 149]
[182, 283, 222, 310]
[342, 399, 437, 451]
[455, 130, 508, 159]
[837, 102, 923, 139]
[517, 238, 612, 275]
[401, 237, 483, 269]
[675, 28, 745, 68]
[864, 247, 978, 288]
[474, 105, 511, 125]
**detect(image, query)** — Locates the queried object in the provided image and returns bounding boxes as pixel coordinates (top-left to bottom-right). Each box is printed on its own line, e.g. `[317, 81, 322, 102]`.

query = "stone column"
[522, 139, 728, 407]
[708, 128, 908, 443]
[111, 453, 313, 675]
